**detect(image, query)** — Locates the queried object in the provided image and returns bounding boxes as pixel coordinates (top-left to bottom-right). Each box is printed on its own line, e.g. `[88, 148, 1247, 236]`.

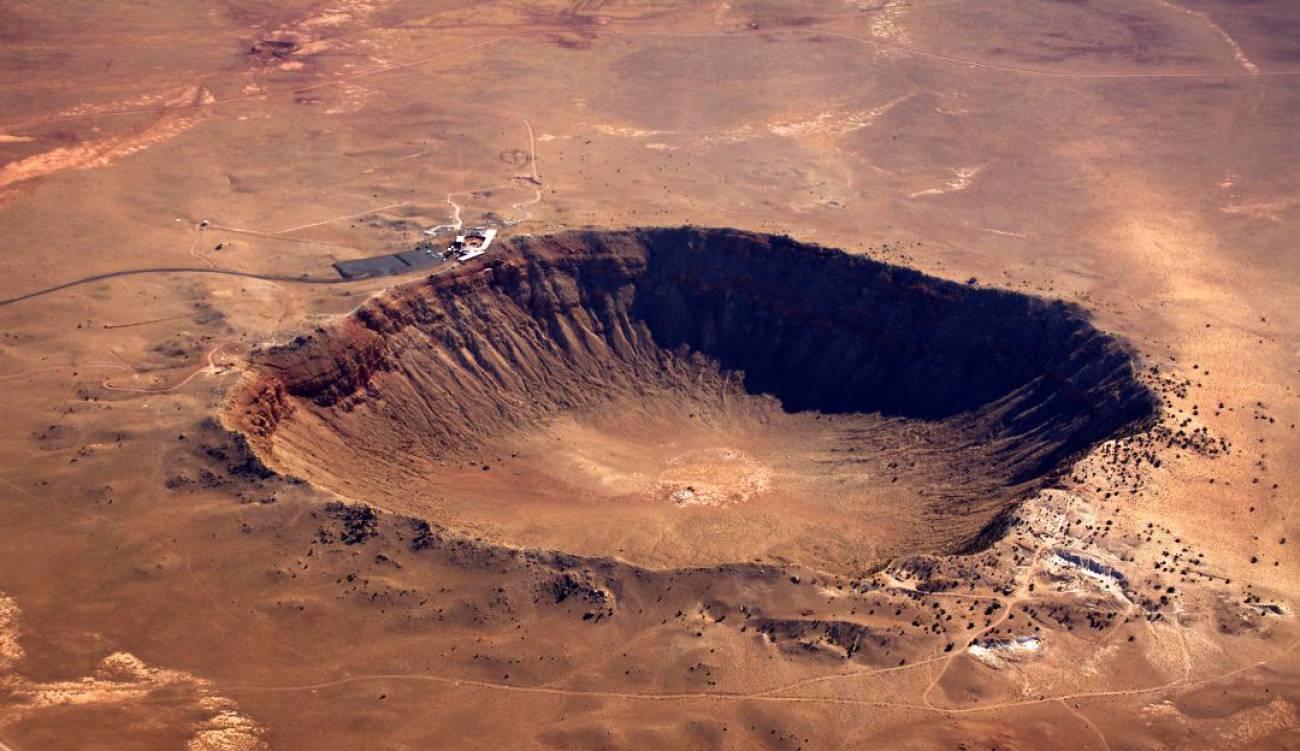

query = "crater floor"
[228, 227, 1156, 573]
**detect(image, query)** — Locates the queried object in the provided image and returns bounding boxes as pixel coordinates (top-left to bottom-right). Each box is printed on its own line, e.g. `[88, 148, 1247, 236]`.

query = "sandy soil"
[1, 0, 1298, 748]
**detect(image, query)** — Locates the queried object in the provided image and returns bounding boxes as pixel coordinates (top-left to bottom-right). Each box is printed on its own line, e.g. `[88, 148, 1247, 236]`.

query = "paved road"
[0, 266, 386, 308]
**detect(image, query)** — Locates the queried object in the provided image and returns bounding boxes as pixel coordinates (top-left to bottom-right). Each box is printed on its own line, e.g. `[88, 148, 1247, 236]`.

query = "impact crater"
[228, 228, 1157, 573]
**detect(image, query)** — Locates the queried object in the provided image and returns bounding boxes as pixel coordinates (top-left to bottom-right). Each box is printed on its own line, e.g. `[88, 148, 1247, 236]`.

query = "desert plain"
[1, 1, 1299, 748]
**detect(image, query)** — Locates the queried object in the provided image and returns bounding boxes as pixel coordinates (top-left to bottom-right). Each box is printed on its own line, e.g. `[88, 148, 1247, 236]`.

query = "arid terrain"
[1, 1, 1299, 749]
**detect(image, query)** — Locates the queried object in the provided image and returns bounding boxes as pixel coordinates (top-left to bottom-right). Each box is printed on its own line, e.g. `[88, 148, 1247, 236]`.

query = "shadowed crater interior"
[227, 228, 1157, 573]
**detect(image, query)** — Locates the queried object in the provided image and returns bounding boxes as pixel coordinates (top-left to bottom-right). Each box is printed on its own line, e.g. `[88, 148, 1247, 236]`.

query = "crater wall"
[226, 228, 1158, 571]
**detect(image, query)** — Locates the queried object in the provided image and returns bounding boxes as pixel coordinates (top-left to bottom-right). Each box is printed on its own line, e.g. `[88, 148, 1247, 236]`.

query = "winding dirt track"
[210, 636, 1298, 714]
[100, 343, 237, 394]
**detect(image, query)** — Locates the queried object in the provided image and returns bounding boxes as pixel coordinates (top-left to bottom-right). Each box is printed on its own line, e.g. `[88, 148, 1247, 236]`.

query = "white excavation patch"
[968, 636, 1042, 666]
[909, 166, 982, 198]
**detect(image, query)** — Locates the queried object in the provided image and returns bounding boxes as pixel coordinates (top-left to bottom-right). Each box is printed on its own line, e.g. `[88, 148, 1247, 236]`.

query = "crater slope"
[227, 228, 1157, 573]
